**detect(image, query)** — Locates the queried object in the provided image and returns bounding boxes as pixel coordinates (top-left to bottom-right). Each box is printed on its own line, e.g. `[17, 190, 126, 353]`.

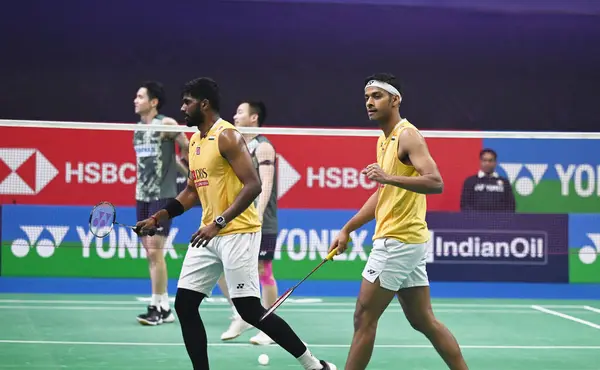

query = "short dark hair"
[480, 148, 497, 160]
[364, 73, 402, 96]
[241, 100, 267, 126]
[140, 81, 166, 111]
[182, 77, 221, 112]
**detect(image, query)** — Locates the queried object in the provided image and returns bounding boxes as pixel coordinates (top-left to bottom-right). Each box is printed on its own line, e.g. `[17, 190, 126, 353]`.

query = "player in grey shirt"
[219, 100, 279, 345]
[133, 81, 189, 326]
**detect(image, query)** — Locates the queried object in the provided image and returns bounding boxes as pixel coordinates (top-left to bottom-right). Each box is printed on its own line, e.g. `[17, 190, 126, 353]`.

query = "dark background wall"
[1, 0, 599, 131]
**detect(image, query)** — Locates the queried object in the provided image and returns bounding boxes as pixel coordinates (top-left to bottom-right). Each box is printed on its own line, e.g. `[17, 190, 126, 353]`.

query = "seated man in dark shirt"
[460, 148, 516, 212]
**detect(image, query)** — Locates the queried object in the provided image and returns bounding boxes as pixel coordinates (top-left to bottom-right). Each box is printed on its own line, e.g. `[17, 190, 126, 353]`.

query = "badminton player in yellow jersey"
[136, 77, 336, 370]
[329, 73, 469, 370]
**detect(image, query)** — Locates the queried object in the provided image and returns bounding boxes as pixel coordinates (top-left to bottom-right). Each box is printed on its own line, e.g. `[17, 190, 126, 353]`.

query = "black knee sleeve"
[232, 297, 264, 326]
[233, 297, 307, 358]
[174, 288, 209, 370]
[175, 288, 205, 317]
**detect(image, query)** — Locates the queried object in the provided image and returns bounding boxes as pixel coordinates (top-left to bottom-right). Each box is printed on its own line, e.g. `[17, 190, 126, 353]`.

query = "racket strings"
[89, 202, 116, 238]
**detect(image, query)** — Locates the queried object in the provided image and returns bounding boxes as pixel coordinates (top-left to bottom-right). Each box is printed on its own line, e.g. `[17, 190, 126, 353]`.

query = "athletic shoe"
[316, 360, 337, 370]
[137, 305, 163, 326]
[249, 331, 275, 345]
[220, 317, 253, 340]
[161, 308, 176, 323]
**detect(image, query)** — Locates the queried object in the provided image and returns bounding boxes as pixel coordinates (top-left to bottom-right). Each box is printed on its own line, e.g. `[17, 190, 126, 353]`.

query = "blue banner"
[568, 214, 600, 282]
[0, 205, 203, 278]
[0, 205, 570, 282]
[481, 138, 600, 213]
[425, 212, 568, 282]
[276, 209, 568, 282]
[1, 204, 203, 248]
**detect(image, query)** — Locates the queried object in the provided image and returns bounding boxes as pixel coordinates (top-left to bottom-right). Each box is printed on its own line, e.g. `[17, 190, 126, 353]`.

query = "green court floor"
[0, 294, 599, 369]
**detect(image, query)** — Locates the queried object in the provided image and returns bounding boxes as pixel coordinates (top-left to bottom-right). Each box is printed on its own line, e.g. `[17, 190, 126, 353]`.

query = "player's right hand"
[329, 229, 350, 255]
[134, 218, 157, 237]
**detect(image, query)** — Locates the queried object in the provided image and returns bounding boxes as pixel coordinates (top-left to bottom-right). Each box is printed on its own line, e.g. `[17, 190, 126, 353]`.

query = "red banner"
[0, 127, 137, 206]
[269, 135, 482, 211]
[0, 127, 481, 211]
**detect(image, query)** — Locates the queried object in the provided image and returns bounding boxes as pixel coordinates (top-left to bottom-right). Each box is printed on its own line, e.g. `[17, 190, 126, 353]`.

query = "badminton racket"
[88, 201, 162, 238]
[259, 247, 339, 321]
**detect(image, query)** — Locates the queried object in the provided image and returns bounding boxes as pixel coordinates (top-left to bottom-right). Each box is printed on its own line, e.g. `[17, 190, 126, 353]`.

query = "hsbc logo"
[275, 154, 378, 200]
[277, 155, 301, 199]
[0, 149, 58, 195]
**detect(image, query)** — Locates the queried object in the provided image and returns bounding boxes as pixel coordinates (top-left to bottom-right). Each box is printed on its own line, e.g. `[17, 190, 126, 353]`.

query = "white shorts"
[362, 238, 429, 291]
[177, 231, 261, 299]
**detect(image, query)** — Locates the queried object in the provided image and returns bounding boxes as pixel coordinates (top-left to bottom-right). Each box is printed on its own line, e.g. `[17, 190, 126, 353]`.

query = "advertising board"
[425, 212, 568, 283]
[0, 127, 481, 211]
[1, 205, 568, 282]
[568, 214, 600, 283]
[0, 204, 198, 278]
[486, 138, 600, 214]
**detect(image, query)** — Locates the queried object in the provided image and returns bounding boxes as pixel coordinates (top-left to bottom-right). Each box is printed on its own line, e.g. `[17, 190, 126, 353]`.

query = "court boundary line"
[0, 305, 561, 314]
[0, 298, 592, 309]
[1, 339, 599, 350]
[531, 305, 600, 329]
[583, 305, 600, 314]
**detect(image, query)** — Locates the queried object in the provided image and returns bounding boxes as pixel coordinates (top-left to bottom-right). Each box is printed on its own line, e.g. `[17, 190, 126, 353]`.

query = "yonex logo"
[236, 283, 245, 289]
[0, 149, 59, 195]
[578, 233, 600, 265]
[498, 163, 548, 196]
[11, 225, 69, 258]
[366, 269, 377, 275]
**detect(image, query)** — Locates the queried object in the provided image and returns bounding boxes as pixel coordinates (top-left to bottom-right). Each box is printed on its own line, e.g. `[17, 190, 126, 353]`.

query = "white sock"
[297, 349, 322, 370]
[151, 294, 160, 308]
[160, 293, 170, 311]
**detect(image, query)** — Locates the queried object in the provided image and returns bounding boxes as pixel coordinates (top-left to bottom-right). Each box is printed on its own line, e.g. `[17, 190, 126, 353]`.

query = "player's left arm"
[161, 117, 190, 176]
[366, 128, 443, 194]
[218, 129, 262, 223]
[254, 142, 276, 221]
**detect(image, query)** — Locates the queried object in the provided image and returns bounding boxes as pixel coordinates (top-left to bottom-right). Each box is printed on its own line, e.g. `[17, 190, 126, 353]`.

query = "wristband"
[163, 199, 185, 219]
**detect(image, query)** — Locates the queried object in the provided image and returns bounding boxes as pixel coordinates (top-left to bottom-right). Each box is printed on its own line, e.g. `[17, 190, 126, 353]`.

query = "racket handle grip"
[135, 226, 163, 237]
[325, 248, 338, 261]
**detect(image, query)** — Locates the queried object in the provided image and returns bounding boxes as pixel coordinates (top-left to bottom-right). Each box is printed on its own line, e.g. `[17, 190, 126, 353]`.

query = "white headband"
[365, 80, 401, 97]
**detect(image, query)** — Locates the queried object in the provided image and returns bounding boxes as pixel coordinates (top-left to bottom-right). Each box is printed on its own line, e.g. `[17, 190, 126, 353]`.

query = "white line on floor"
[583, 305, 600, 314]
[0, 305, 549, 314]
[0, 299, 589, 309]
[0, 339, 599, 349]
[531, 305, 600, 329]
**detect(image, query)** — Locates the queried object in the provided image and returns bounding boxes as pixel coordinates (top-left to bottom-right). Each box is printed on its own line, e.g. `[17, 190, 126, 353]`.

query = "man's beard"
[185, 110, 205, 127]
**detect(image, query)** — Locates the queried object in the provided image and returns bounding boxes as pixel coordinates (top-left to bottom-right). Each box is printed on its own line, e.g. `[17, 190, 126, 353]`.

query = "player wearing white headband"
[329, 73, 469, 370]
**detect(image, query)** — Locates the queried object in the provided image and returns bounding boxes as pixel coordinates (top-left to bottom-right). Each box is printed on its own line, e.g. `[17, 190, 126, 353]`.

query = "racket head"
[89, 201, 117, 238]
[260, 287, 294, 321]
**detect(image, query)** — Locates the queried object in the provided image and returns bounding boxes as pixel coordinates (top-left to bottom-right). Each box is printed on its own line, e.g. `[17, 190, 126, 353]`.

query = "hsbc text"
[306, 167, 377, 190]
[65, 162, 136, 185]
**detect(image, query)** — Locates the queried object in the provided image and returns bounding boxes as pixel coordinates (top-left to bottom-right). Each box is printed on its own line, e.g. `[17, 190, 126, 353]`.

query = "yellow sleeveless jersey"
[188, 119, 261, 236]
[373, 119, 430, 244]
